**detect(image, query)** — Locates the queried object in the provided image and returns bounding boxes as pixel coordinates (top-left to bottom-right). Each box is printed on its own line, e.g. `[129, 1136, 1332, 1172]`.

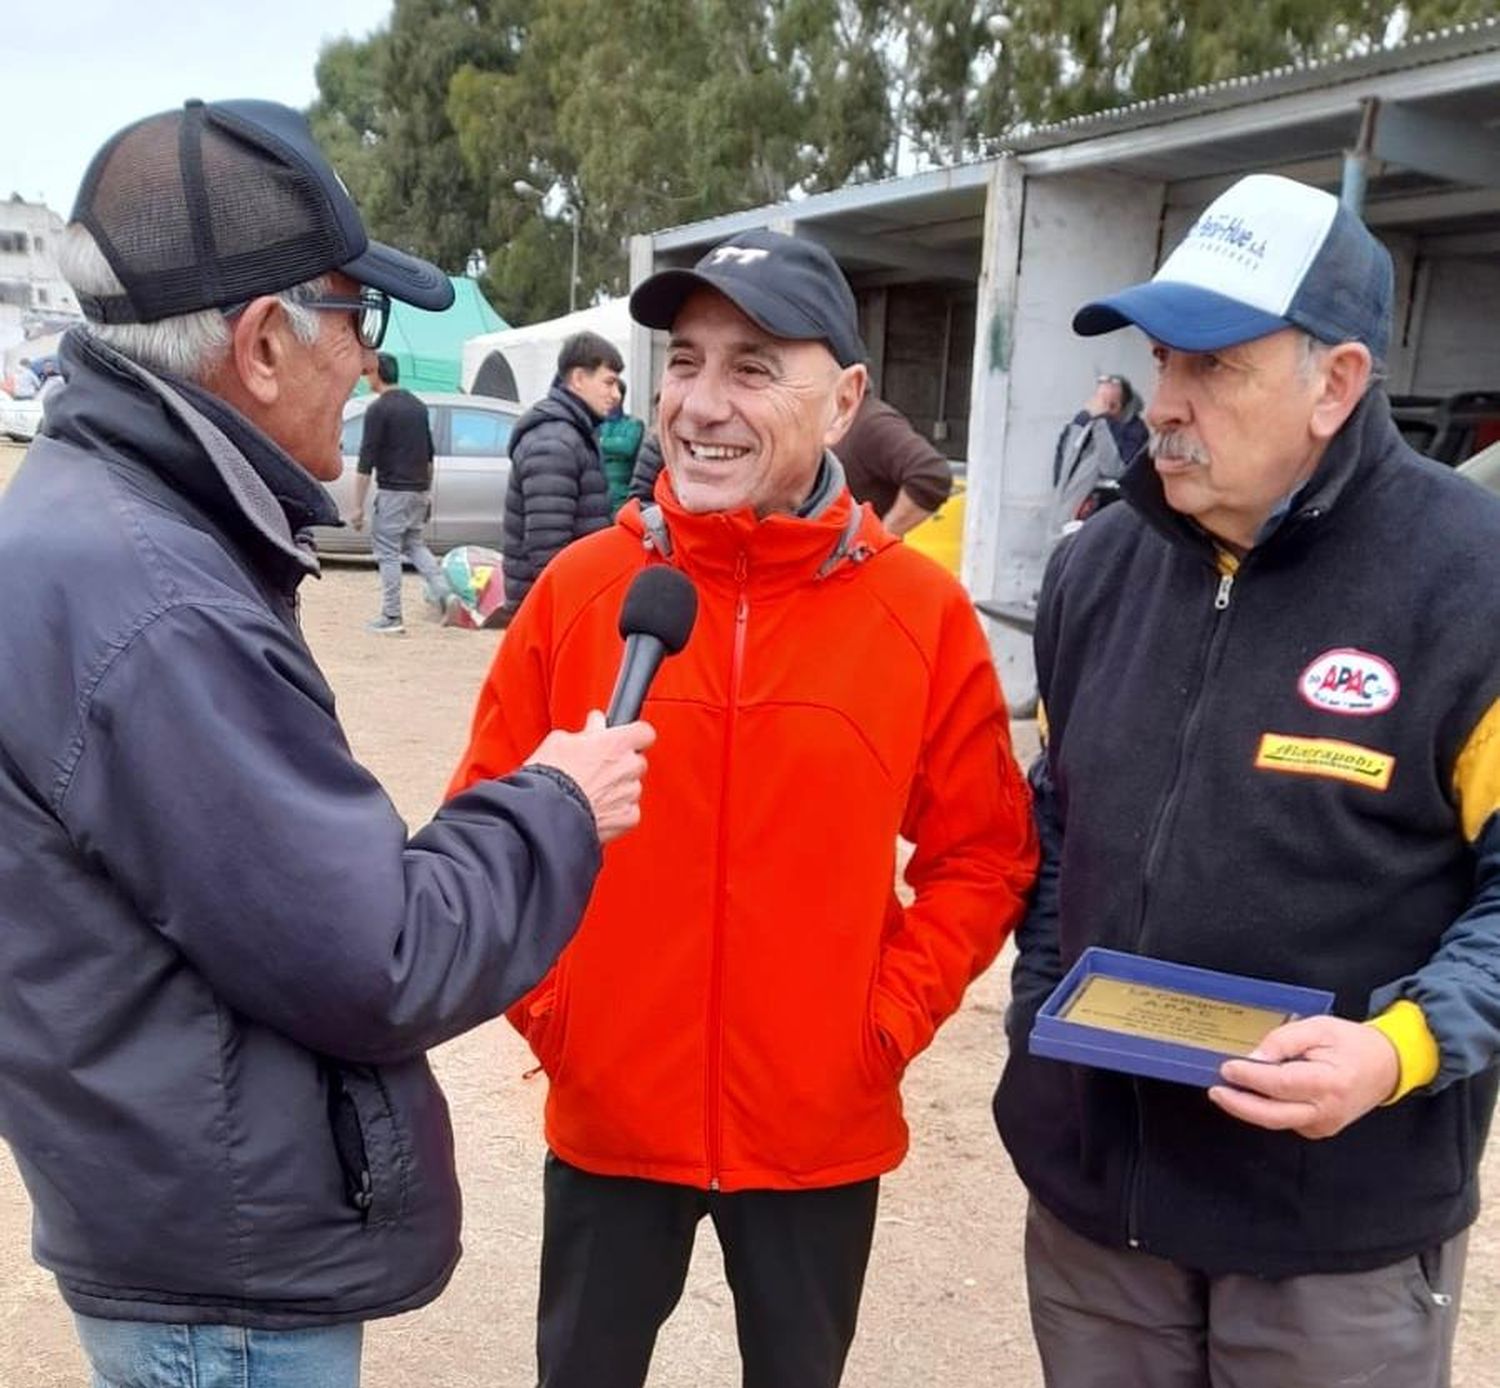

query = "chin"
[304, 453, 344, 484]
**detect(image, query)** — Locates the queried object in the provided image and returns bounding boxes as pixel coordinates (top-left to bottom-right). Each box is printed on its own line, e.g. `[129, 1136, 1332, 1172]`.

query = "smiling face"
[658, 289, 865, 517]
[1143, 327, 1370, 551]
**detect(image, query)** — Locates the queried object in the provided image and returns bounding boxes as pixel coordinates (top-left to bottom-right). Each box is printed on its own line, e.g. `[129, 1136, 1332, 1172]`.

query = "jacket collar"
[1121, 388, 1404, 562]
[47, 331, 338, 580]
[618, 451, 896, 594]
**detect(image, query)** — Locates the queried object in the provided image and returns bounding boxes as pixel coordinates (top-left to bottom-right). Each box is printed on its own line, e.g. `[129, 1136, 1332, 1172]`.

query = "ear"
[823, 364, 869, 447]
[215, 296, 292, 410]
[1309, 342, 1373, 441]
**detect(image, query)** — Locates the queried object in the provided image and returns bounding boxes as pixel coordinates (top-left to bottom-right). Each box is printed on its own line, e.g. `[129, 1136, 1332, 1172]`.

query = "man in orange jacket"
[448, 229, 1038, 1388]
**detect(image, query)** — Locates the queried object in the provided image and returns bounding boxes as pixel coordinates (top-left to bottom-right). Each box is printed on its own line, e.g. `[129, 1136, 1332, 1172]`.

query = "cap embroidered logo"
[706, 247, 770, 268]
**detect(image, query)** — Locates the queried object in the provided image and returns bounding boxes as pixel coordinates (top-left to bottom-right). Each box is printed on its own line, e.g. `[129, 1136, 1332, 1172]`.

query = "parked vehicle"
[1390, 391, 1500, 467]
[0, 392, 43, 443]
[313, 392, 521, 556]
[1457, 440, 1500, 497]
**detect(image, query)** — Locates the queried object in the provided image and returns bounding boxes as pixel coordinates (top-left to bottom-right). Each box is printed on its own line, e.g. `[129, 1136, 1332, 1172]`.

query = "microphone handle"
[606, 634, 667, 725]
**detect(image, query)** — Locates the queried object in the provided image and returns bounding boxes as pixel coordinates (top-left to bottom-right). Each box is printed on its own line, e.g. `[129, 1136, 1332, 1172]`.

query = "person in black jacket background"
[502, 331, 621, 619]
[0, 99, 654, 1388]
[347, 351, 454, 633]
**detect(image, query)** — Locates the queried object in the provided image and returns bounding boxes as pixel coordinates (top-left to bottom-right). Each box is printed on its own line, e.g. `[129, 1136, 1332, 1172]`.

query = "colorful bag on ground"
[440, 546, 508, 629]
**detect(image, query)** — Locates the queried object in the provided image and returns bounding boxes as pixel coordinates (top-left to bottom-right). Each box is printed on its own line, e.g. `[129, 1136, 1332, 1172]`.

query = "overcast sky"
[2, 0, 394, 215]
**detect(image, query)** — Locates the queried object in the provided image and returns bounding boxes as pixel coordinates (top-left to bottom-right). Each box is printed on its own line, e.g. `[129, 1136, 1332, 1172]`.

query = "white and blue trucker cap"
[1073, 174, 1393, 357]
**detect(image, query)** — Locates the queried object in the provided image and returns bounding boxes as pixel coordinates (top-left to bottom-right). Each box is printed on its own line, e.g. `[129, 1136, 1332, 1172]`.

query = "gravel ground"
[2, 437, 1498, 1387]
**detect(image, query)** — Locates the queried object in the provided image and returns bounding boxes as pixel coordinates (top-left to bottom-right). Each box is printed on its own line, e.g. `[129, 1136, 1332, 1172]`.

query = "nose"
[1145, 353, 1190, 433]
[676, 363, 733, 429]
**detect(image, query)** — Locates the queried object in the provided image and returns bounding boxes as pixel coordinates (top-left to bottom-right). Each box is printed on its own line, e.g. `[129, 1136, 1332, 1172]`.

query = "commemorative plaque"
[1029, 947, 1335, 1087]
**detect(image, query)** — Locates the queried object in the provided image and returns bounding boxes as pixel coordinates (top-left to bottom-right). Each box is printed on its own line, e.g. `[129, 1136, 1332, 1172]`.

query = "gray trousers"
[370, 490, 447, 618]
[1025, 1199, 1465, 1388]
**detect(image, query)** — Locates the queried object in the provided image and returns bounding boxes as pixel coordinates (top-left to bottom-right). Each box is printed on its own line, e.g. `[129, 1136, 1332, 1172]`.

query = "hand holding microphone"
[527, 567, 698, 843]
[526, 712, 656, 844]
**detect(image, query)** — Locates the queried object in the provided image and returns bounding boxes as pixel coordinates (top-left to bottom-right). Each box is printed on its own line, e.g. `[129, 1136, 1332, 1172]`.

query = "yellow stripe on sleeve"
[1454, 695, 1500, 844]
[1367, 1000, 1441, 1104]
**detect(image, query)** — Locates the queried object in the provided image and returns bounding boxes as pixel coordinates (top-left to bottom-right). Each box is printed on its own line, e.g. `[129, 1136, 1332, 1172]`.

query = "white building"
[0, 195, 82, 364]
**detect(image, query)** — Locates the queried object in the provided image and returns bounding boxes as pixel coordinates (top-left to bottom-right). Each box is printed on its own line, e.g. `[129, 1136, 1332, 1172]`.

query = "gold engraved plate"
[1060, 975, 1291, 1053]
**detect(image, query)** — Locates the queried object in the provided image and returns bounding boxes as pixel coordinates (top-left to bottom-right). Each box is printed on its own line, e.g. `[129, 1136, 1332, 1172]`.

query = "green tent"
[369, 276, 506, 394]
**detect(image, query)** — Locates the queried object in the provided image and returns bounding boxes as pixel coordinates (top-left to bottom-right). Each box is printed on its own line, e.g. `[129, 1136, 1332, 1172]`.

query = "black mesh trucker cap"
[630, 229, 866, 367]
[70, 98, 453, 325]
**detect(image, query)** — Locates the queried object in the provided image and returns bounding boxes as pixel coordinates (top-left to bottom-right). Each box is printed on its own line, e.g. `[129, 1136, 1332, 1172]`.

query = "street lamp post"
[514, 179, 581, 313]
[568, 206, 579, 314]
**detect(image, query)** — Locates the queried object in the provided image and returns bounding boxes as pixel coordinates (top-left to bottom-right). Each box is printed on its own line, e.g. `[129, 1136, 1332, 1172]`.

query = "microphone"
[605, 567, 699, 725]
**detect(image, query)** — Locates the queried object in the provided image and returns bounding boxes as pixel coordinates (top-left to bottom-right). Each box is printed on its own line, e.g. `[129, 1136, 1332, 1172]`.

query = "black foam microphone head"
[618, 566, 698, 653]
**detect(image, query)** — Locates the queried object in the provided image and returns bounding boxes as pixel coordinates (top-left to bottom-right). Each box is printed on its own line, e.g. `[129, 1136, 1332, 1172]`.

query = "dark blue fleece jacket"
[997, 389, 1500, 1277]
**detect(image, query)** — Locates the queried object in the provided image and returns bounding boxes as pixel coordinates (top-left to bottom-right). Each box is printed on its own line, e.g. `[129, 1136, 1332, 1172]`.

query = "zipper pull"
[1214, 573, 1234, 611]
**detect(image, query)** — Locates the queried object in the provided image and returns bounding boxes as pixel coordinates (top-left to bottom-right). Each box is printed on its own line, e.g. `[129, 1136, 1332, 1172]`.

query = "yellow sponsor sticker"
[1255, 733, 1395, 791]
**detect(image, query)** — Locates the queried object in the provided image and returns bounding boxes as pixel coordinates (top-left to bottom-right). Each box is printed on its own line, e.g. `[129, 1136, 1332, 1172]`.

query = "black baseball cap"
[630, 229, 866, 368]
[70, 98, 453, 325]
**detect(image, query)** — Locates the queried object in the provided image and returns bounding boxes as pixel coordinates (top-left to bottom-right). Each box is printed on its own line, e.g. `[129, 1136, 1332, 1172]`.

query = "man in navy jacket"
[0, 100, 652, 1388]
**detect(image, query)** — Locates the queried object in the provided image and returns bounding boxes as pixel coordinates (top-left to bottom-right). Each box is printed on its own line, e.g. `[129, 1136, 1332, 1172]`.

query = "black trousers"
[536, 1154, 880, 1388]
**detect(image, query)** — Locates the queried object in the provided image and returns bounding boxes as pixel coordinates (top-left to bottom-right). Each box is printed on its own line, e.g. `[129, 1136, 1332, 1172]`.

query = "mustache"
[1149, 429, 1211, 465]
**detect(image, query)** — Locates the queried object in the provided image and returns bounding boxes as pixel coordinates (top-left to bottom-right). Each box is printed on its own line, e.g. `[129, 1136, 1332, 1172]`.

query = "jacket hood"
[1120, 387, 1402, 561]
[509, 380, 602, 455]
[615, 451, 899, 594]
[47, 330, 338, 578]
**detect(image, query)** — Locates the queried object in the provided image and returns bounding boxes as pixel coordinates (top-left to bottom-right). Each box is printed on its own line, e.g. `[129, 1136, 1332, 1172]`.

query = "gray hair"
[59, 224, 330, 382]
[1298, 331, 1386, 389]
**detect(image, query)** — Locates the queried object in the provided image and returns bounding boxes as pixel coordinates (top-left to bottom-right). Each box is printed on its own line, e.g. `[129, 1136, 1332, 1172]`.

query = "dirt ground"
[2, 436, 1500, 1387]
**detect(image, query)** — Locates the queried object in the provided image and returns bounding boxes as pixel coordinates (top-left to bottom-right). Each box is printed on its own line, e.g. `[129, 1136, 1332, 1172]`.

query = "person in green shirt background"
[597, 378, 646, 516]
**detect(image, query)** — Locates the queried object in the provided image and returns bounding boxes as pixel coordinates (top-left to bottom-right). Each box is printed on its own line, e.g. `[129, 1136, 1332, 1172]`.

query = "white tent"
[462, 298, 637, 406]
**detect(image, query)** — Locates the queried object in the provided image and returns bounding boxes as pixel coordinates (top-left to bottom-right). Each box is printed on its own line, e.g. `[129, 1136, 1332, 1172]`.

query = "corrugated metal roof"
[1008, 15, 1500, 153]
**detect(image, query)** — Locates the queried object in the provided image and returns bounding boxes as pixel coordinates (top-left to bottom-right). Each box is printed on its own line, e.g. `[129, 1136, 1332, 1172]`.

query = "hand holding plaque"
[1029, 948, 1335, 1088]
[1209, 1014, 1401, 1139]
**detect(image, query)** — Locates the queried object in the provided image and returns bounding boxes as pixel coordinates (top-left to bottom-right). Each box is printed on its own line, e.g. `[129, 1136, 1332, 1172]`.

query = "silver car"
[313, 391, 521, 555]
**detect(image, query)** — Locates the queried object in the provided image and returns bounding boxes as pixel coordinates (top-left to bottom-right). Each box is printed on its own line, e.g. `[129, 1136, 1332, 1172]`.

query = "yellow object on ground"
[905, 464, 966, 576]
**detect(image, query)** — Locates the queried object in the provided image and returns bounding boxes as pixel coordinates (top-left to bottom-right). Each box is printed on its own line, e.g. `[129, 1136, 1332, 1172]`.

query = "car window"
[340, 411, 365, 456]
[449, 407, 514, 457]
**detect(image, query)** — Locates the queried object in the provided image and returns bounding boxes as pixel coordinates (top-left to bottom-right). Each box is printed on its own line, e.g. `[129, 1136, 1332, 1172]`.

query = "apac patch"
[1255, 733, 1395, 791]
[1298, 648, 1399, 716]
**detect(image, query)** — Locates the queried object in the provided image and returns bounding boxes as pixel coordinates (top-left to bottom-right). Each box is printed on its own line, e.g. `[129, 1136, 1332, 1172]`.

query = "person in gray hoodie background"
[0, 98, 654, 1388]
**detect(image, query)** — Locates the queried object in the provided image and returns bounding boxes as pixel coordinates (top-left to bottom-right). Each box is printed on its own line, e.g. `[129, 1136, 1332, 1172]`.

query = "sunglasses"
[224, 286, 391, 350]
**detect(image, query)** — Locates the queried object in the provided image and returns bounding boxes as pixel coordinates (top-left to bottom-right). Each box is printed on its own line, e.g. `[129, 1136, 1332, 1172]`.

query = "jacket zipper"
[1124, 560, 1238, 1247]
[706, 552, 750, 1191]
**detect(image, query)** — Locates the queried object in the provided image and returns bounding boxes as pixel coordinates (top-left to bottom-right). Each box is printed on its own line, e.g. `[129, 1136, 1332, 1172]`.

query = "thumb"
[1245, 1016, 1329, 1064]
[583, 709, 607, 732]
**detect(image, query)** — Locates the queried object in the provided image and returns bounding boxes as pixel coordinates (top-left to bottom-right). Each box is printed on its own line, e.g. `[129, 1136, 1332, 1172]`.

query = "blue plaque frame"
[1028, 947, 1335, 1088]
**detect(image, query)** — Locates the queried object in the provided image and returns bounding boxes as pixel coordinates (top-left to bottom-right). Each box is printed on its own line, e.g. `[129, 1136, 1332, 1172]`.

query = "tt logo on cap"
[707, 247, 770, 268]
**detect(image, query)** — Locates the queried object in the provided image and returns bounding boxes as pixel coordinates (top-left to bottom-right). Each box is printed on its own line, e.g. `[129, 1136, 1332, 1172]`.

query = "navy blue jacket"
[996, 390, 1500, 1277]
[0, 333, 600, 1327]
[502, 381, 611, 612]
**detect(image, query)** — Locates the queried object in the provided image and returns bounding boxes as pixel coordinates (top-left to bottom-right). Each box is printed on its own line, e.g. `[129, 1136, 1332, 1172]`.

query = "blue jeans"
[74, 1316, 363, 1388]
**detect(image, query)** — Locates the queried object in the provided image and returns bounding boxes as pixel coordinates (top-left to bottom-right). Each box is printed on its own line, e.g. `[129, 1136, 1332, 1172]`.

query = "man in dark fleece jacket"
[502, 330, 620, 616]
[996, 173, 1500, 1387]
[0, 100, 653, 1388]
